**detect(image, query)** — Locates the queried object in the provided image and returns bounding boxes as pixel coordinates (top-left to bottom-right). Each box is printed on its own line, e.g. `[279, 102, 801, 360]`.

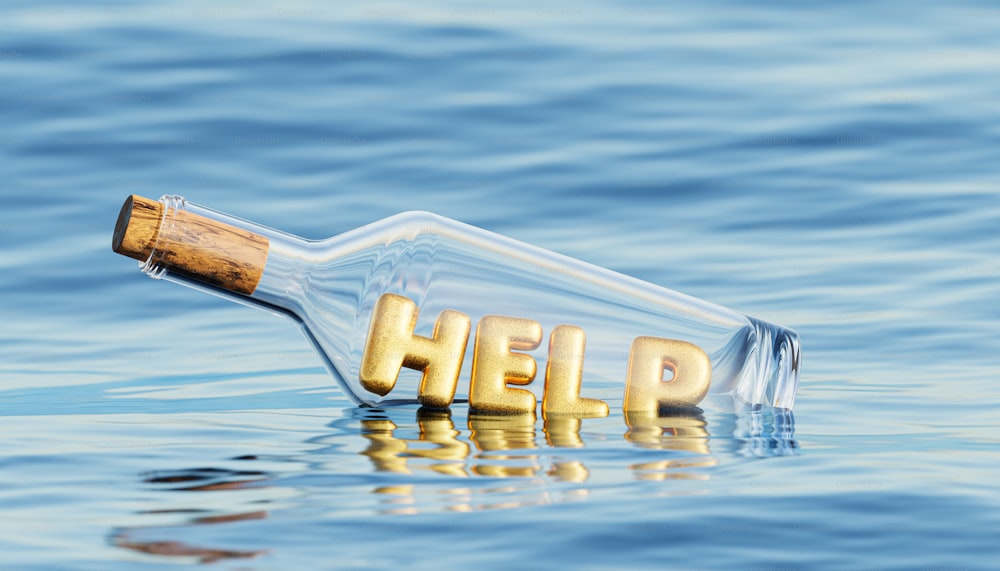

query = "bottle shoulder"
[306, 210, 469, 257]
[387, 210, 452, 227]
[347, 210, 468, 243]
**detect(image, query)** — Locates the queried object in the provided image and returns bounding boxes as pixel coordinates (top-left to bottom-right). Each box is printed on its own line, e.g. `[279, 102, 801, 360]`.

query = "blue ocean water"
[2, 0, 999, 568]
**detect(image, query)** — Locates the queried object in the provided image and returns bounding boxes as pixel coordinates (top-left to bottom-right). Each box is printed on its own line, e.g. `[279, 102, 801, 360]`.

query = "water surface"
[1, 1, 999, 569]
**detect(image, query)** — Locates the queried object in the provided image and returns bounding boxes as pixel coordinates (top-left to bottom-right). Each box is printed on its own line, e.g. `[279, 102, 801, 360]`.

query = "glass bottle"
[112, 194, 799, 415]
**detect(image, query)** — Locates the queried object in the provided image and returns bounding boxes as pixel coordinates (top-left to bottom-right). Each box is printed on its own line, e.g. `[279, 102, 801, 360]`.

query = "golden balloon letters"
[360, 293, 711, 415]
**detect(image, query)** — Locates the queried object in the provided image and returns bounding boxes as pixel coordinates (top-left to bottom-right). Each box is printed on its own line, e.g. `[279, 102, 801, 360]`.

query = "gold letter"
[541, 325, 609, 418]
[359, 293, 471, 408]
[623, 337, 711, 414]
[469, 315, 541, 414]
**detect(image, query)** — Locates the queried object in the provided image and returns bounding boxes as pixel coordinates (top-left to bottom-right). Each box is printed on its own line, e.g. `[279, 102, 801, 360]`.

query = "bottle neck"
[114, 194, 312, 318]
[245, 228, 314, 317]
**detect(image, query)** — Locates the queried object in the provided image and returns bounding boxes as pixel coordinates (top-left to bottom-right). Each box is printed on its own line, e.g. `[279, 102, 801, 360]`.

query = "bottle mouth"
[111, 193, 270, 295]
[140, 194, 186, 279]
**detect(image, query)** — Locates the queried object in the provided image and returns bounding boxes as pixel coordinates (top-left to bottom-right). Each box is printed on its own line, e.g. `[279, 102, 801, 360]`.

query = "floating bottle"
[112, 194, 799, 416]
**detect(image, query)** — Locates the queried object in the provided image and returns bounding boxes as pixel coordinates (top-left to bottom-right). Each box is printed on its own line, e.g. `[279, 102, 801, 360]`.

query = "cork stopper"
[112, 194, 270, 295]
[112, 195, 163, 261]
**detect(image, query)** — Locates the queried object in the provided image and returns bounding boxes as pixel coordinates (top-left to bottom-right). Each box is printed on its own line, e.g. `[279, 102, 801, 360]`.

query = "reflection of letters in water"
[360, 408, 717, 487]
[360, 293, 712, 414]
[106, 409, 796, 555]
[352, 406, 806, 513]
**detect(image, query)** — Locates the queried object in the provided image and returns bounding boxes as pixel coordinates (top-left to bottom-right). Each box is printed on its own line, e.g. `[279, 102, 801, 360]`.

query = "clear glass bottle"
[112, 194, 799, 414]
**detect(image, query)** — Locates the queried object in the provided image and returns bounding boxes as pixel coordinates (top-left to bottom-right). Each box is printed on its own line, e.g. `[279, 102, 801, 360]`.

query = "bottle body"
[114, 195, 799, 413]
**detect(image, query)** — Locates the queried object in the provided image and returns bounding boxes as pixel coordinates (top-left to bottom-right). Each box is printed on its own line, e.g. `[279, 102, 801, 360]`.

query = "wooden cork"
[112, 194, 269, 295]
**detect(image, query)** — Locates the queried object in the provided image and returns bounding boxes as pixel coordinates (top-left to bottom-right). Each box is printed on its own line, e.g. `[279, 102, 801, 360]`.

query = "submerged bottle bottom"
[731, 317, 800, 410]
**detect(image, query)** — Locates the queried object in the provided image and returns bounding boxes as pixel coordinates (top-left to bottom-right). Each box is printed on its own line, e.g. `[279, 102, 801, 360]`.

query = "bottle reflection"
[717, 407, 798, 457]
[141, 465, 271, 491]
[110, 407, 797, 547]
[109, 462, 272, 563]
[110, 510, 268, 564]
